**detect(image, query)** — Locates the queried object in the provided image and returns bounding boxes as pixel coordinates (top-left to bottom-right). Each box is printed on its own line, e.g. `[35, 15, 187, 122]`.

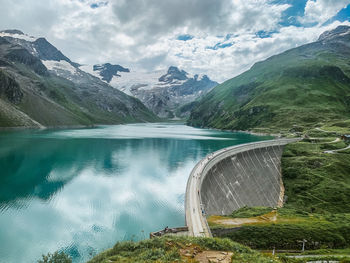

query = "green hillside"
[208, 132, 350, 252]
[86, 236, 281, 263]
[188, 26, 350, 133]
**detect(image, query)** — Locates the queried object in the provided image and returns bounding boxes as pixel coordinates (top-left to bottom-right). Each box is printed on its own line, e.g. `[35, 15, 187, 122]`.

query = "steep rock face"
[188, 25, 350, 131]
[0, 70, 23, 104]
[318, 25, 350, 41]
[133, 68, 217, 118]
[0, 31, 158, 128]
[33, 38, 80, 67]
[5, 48, 48, 76]
[0, 31, 77, 65]
[159, 66, 187, 82]
[81, 64, 218, 118]
[93, 63, 130, 83]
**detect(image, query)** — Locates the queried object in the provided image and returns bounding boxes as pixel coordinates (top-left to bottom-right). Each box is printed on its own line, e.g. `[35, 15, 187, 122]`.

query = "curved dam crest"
[185, 138, 300, 237]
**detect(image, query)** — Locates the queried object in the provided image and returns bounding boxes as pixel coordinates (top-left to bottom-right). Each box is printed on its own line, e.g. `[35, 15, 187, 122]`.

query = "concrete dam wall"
[185, 138, 300, 237]
[201, 144, 284, 215]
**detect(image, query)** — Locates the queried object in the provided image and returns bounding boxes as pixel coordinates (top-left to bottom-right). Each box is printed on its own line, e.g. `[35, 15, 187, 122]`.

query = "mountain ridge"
[187, 25, 350, 132]
[0, 30, 158, 128]
[81, 64, 218, 118]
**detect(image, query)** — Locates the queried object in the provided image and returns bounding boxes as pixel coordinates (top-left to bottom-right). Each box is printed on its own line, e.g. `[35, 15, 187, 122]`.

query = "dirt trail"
[324, 144, 350, 154]
[178, 243, 233, 263]
[195, 251, 233, 263]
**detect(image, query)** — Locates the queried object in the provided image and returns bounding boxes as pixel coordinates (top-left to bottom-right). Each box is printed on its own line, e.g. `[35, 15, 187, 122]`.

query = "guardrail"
[185, 138, 301, 237]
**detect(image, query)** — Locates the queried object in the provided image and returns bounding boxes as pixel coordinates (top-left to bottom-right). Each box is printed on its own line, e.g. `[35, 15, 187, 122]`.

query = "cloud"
[0, 0, 349, 82]
[111, 0, 291, 39]
[300, 0, 349, 24]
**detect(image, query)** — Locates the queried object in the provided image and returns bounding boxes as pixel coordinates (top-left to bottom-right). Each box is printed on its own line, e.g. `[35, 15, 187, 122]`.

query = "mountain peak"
[93, 63, 130, 83]
[0, 29, 37, 42]
[0, 29, 24, 35]
[159, 66, 188, 82]
[33, 37, 80, 67]
[318, 25, 350, 41]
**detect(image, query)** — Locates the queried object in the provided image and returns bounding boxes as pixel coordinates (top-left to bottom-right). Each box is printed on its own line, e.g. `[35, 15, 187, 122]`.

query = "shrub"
[37, 251, 71, 263]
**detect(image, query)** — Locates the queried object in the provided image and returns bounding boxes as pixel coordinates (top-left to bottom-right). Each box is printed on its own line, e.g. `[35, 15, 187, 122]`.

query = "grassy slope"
[229, 206, 273, 218]
[210, 133, 350, 250]
[187, 33, 350, 133]
[0, 65, 93, 127]
[0, 67, 158, 128]
[87, 236, 281, 263]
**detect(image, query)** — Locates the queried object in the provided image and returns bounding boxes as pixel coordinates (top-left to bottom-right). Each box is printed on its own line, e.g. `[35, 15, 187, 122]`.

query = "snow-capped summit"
[0, 29, 37, 42]
[0, 29, 80, 68]
[159, 66, 188, 83]
[80, 64, 218, 118]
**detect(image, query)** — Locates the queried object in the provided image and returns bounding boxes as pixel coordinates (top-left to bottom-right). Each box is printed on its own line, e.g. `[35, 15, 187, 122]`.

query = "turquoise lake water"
[0, 123, 271, 263]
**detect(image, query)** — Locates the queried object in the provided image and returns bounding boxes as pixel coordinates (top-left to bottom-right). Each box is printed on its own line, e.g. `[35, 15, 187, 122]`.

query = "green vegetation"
[282, 255, 350, 263]
[282, 140, 350, 213]
[87, 235, 281, 263]
[37, 251, 71, 263]
[88, 235, 350, 262]
[230, 206, 273, 218]
[214, 138, 350, 251]
[188, 27, 350, 133]
[220, 219, 350, 250]
[299, 247, 350, 255]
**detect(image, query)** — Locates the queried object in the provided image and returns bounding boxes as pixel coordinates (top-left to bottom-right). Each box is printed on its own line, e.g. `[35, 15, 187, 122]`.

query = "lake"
[0, 123, 271, 263]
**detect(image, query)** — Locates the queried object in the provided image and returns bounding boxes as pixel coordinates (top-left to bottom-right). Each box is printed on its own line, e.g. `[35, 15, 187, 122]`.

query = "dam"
[185, 138, 300, 237]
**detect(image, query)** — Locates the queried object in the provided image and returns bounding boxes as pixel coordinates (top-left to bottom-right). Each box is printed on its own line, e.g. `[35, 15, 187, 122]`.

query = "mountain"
[0, 30, 158, 128]
[93, 63, 130, 83]
[80, 64, 218, 118]
[187, 25, 350, 132]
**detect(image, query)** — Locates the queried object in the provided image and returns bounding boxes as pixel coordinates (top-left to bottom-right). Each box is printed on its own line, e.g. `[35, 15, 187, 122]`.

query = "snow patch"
[42, 60, 77, 75]
[80, 65, 170, 95]
[0, 32, 37, 42]
[79, 65, 205, 96]
[79, 64, 101, 78]
[339, 29, 350, 36]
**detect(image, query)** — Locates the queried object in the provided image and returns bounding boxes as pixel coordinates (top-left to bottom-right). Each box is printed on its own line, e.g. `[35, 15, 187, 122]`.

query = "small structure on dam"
[185, 138, 300, 237]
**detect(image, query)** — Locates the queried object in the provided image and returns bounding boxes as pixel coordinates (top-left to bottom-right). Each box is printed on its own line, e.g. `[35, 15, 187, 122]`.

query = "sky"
[0, 0, 349, 82]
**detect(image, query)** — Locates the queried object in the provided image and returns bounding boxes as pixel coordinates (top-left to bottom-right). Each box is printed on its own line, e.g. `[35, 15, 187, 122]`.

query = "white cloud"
[300, 0, 349, 24]
[0, 0, 348, 82]
[150, 20, 350, 82]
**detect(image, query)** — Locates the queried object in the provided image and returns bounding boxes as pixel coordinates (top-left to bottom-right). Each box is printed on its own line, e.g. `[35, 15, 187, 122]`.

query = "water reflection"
[0, 123, 271, 263]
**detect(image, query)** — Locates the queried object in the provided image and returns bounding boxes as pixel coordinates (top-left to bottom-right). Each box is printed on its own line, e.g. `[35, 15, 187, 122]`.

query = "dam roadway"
[185, 138, 300, 237]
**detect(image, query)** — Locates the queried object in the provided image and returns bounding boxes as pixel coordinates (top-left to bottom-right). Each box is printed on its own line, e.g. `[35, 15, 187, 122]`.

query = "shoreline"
[0, 122, 284, 138]
[189, 125, 283, 138]
[0, 124, 97, 131]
